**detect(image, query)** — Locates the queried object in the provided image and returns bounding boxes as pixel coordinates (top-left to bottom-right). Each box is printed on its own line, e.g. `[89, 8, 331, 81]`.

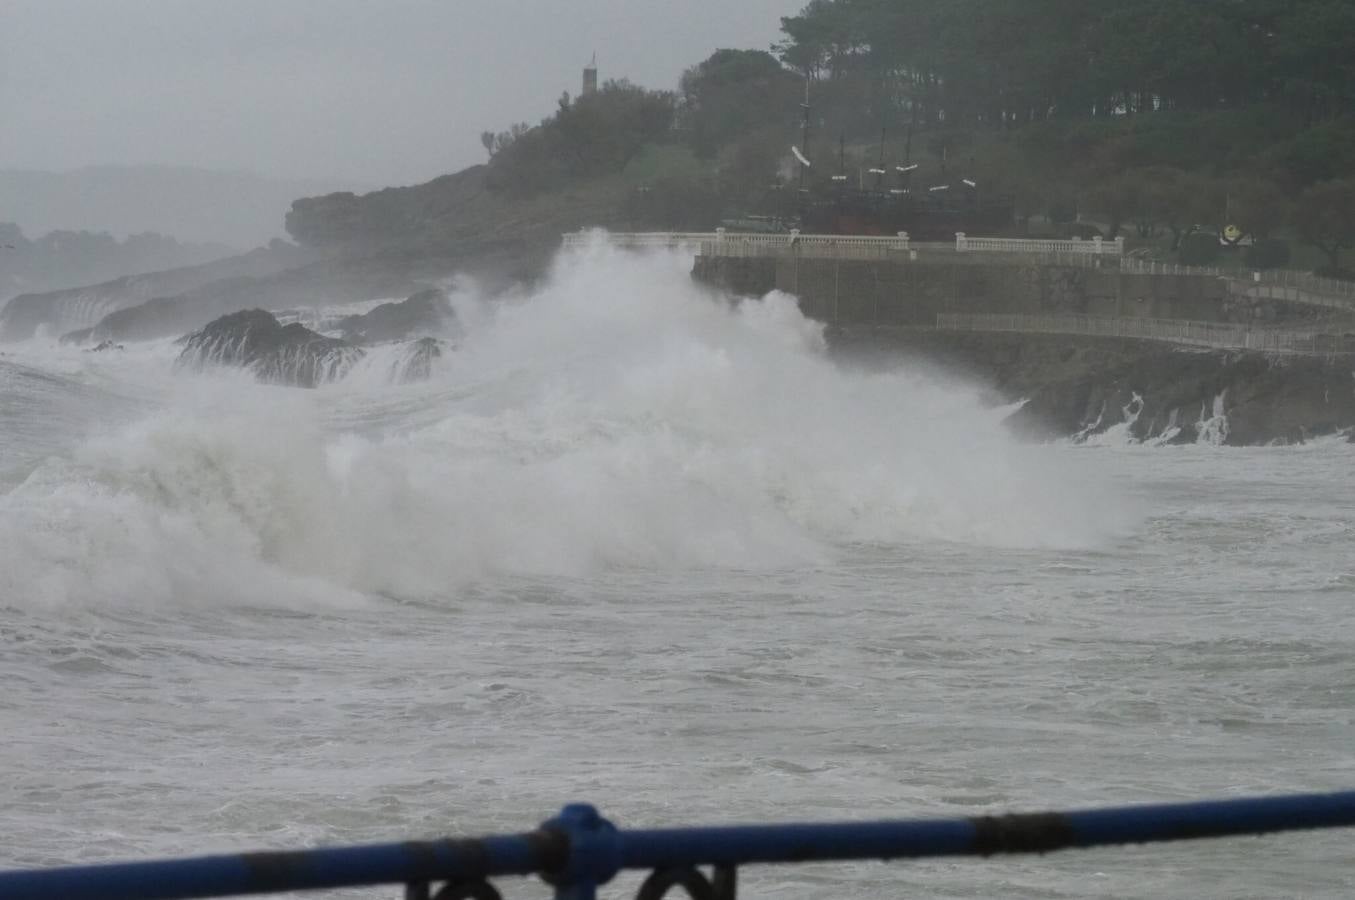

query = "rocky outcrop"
[63, 241, 540, 346]
[174, 310, 451, 387]
[284, 165, 625, 252]
[335, 288, 455, 343]
[176, 309, 363, 388]
[399, 337, 444, 382]
[349, 337, 447, 384]
[1011, 349, 1355, 445]
[829, 328, 1355, 446]
[0, 242, 316, 342]
[18, 159, 603, 348]
[74, 254, 430, 344]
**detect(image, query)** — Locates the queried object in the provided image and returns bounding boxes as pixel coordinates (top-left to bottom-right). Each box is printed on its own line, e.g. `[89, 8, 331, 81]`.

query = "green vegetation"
[678, 49, 801, 160]
[1245, 237, 1291, 269]
[1292, 179, 1355, 271]
[764, 0, 1355, 268]
[289, 1, 1355, 274]
[1179, 232, 1222, 266]
[485, 80, 675, 195]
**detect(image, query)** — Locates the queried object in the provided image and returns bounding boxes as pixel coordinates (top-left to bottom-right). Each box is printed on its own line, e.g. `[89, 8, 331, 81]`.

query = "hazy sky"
[1, 0, 807, 188]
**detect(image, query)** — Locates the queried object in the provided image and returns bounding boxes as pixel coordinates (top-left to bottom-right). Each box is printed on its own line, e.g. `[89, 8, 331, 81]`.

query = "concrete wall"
[693, 256, 1248, 327]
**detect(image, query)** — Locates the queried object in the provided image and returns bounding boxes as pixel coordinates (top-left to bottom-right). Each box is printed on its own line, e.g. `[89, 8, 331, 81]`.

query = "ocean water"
[1, 244, 1353, 899]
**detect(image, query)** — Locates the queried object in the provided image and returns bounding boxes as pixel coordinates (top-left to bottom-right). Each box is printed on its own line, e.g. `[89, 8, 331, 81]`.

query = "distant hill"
[0, 222, 236, 303]
[0, 165, 372, 249]
[0, 240, 323, 342]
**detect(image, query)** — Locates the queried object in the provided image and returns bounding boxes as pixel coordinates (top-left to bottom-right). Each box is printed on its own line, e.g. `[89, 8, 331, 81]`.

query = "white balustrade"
[955, 233, 1126, 256]
[562, 229, 914, 258]
[559, 230, 1355, 308]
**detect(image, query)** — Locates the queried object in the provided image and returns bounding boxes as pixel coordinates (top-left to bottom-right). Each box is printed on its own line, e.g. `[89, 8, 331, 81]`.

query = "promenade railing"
[3, 792, 1355, 900]
[562, 230, 1355, 307]
[560, 232, 717, 250]
[562, 229, 915, 260]
[956, 233, 1125, 256]
[936, 312, 1355, 354]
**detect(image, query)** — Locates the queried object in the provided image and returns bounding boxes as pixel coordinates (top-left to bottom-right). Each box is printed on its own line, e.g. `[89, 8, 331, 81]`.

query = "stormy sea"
[2, 244, 1353, 898]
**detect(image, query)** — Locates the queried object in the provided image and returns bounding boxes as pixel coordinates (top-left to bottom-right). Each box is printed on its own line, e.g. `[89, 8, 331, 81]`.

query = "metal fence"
[1227, 280, 1355, 313]
[936, 312, 1355, 354]
[1233, 265, 1355, 298]
[1116, 256, 1354, 299]
[3, 793, 1355, 900]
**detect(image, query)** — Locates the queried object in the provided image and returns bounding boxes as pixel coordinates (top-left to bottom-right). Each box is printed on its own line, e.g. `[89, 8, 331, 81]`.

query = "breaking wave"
[0, 241, 1132, 608]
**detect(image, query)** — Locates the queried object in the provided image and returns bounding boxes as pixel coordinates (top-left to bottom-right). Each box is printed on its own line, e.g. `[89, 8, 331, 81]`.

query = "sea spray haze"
[0, 241, 1129, 609]
[4, 247, 1353, 900]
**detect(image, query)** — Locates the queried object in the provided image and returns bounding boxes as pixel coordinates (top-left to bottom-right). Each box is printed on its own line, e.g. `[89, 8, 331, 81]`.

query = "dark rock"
[829, 329, 1355, 446]
[95, 295, 210, 344]
[399, 336, 444, 382]
[85, 340, 123, 352]
[176, 309, 363, 388]
[1016, 348, 1355, 446]
[335, 288, 455, 344]
[84, 255, 433, 343]
[0, 243, 316, 343]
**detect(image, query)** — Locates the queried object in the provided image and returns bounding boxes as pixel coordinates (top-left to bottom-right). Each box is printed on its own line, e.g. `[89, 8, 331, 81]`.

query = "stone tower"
[582, 53, 598, 97]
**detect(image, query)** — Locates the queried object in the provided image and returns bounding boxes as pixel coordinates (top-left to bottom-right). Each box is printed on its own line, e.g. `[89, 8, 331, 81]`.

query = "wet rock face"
[176, 309, 364, 388]
[829, 330, 1355, 446]
[335, 288, 454, 344]
[399, 336, 443, 382]
[1013, 351, 1355, 446]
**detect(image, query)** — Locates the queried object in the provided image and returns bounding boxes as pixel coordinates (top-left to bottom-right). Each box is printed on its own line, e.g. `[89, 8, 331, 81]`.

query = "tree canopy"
[1293, 179, 1355, 271]
[774, 0, 1355, 129]
[459, 0, 1355, 246]
[678, 49, 800, 158]
[486, 80, 676, 195]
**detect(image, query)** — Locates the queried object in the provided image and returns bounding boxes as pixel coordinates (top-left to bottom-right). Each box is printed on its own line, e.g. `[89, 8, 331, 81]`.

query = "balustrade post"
[956, 232, 968, 252]
[898, 231, 910, 251]
[1093, 235, 1103, 255]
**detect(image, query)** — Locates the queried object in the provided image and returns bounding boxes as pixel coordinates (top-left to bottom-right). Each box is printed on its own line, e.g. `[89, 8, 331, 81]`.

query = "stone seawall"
[693, 256, 1325, 327]
[694, 255, 1355, 445]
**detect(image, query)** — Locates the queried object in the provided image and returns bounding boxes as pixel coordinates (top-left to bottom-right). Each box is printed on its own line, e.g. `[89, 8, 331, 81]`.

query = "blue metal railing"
[3, 791, 1355, 900]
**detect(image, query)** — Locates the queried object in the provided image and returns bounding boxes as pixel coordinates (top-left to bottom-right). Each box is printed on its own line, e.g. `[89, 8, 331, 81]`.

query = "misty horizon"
[1, 0, 805, 187]
[0, 165, 367, 248]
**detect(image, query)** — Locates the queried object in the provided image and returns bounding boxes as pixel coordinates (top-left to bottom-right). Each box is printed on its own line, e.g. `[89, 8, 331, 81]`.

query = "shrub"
[1179, 231, 1221, 265]
[1243, 238, 1291, 270]
[1046, 195, 1077, 224]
